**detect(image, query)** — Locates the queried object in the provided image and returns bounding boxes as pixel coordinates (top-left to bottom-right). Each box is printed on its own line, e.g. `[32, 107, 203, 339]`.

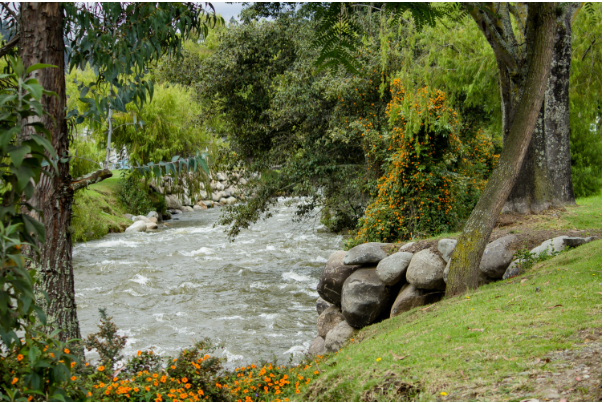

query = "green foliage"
[569, 4, 602, 197]
[0, 57, 87, 402]
[115, 172, 158, 216]
[512, 246, 563, 275]
[84, 308, 127, 371]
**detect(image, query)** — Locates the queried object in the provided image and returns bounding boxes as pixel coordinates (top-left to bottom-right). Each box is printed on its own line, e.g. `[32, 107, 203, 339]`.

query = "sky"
[211, 2, 245, 22]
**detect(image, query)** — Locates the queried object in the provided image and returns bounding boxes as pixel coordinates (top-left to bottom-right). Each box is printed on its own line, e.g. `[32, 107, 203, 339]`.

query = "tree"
[3, 2, 216, 343]
[445, 3, 558, 295]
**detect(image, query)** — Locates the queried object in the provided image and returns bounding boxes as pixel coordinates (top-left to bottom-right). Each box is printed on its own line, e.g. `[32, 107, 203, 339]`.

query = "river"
[73, 198, 342, 367]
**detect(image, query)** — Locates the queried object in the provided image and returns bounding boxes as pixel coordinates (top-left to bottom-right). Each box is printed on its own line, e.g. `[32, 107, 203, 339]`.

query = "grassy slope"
[300, 196, 602, 402]
[72, 170, 133, 243]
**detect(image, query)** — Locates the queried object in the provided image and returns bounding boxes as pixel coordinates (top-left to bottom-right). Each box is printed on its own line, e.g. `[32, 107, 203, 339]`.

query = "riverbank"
[72, 171, 133, 242]
[300, 195, 602, 402]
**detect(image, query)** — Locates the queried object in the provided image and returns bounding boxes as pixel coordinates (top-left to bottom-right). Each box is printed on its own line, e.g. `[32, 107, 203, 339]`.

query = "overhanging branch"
[71, 168, 112, 191]
[0, 35, 19, 59]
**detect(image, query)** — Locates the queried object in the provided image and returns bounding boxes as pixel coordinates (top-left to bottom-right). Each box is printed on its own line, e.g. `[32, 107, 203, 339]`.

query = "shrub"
[347, 82, 496, 247]
[116, 172, 163, 216]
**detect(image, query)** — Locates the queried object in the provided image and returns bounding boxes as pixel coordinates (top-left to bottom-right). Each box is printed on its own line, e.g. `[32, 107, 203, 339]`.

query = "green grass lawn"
[71, 170, 132, 242]
[301, 240, 602, 402]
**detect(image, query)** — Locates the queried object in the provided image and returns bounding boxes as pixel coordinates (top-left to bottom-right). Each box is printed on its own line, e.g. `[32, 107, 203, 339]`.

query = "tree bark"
[446, 3, 557, 297]
[504, 4, 580, 213]
[20, 3, 82, 345]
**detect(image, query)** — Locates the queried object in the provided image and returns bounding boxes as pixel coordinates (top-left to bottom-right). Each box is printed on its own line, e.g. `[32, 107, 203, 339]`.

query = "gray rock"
[308, 336, 326, 356]
[165, 194, 182, 209]
[193, 205, 204, 211]
[443, 260, 450, 283]
[503, 259, 522, 280]
[325, 321, 356, 353]
[376, 252, 413, 285]
[134, 215, 152, 223]
[406, 249, 447, 290]
[215, 181, 225, 191]
[149, 217, 158, 224]
[202, 201, 213, 207]
[182, 195, 191, 206]
[399, 242, 415, 252]
[317, 306, 345, 338]
[341, 269, 390, 328]
[225, 196, 237, 205]
[437, 239, 457, 263]
[216, 172, 227, 181]
[219, 197, 228, 204]
[317, 251, 361, 305]
[563, 236, 594, 247]
[146, 222, 158, 230]
[212, 191, 225, 202]
[180, 206, 194, 213]
[390, 284, 443, 317]
[147, 211, 158, 219]
[479, 235, 517, 279]
[343, 242, 389, 265]
[316, 297, 331, 315]
[125, 221, 147, 233]
[239, 178, 248, 185]
[530, 236, 568, 256]
[123, 213, 134, 220]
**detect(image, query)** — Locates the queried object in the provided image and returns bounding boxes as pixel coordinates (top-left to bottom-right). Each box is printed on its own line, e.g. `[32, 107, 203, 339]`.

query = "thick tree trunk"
[504, 5, 580, 213]
[544, 7, 577, 205]
[446, 4, 557, 297]
[20, 3, 82, 345]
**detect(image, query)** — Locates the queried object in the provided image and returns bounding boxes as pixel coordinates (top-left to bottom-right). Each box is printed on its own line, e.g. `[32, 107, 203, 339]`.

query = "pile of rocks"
[124, 211, 161, 232]
[162, 172, 249, 213]
[309, 234, 595, 356]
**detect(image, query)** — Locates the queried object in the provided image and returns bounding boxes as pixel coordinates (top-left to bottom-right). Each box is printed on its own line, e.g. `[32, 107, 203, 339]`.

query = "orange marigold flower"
[98, 366, 105, 371]
[11, 378, 18, 385]
[71, 376, 77, 381]
[185, 384, 191, 389]
[17, 354, 23, 361]
[182, 377, 188, 383]
[64, 348, 70, 354]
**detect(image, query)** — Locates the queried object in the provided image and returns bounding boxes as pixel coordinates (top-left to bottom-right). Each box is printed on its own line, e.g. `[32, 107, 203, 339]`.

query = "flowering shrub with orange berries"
[347, 80, 496, 246]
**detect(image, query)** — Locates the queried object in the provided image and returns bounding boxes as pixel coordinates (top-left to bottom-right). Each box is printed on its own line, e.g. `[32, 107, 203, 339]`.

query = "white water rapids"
[73, 198, 342, 366]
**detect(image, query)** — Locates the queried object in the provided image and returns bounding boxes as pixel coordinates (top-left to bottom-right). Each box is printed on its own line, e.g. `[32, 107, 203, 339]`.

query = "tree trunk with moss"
[20, 3, 82, 345]
[504, 4, 580, 214]
[445, 3, 557, 297]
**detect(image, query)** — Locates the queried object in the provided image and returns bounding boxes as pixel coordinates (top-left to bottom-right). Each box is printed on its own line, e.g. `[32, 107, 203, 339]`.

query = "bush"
[116, 172, 164, 216]
[347, 82, 496, 247]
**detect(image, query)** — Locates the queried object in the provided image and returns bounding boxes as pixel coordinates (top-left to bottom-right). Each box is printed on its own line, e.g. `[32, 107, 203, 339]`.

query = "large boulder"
[317, 306, 345, 338]
[180, 206, 194, 212]
[406, 249, 446, 290]
[530, 236, 568, 256]
[316, 297, 331, 315]
[390, 284, 443, 317]
[125, 221, 147, 233]
[502, 260, 522, 280]
[437, 239, 457, 263]
[343, 242, 389, 265]
[212, 191, 226, 202]
[146, 223, 158, 230]
[399, 242, 415, 252]
[325, 321, 356, 353]
[341, 269, 390, 328]
[149, 217, 158, 224]
[317, 251, 361, 305]
[308, 336, 326, 356]
[134, 215, 152, 223]
[147, 211, 158, 219]
[376, 252, 413, 286]
[165, 194, 181, 209]
[479, 235, 517, 279]
[563, 236, 594, 247]
[193, 205, 204, 211]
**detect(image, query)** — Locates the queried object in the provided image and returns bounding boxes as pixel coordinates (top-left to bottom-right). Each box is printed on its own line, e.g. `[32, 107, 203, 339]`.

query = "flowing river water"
[73, 199, 343, 367]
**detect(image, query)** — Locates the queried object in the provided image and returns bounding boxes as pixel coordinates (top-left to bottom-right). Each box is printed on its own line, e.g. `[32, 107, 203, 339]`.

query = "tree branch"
[0, 35, 19, 59]
[71, 168, 112, 191]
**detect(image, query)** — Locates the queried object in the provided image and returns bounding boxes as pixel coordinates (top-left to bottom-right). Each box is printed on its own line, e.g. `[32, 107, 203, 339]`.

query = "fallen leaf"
[516, 331, 524, 335]
[501, 356, 515, 361]
[521, 278, 528, 284]
[543, 281, 549, 285]
[508, 293, 514, 296]
[547, 304, 563, 309]
[420, 304, 436, 311]
[468, 328, 484, 332]
[454, 346, 463, 350]
[389, 351, 409, 361]
[575, 376, 581, 382]
[597, 292, 602, 295]
[459, 370, 467, 379]
[535, 358, 541, 363]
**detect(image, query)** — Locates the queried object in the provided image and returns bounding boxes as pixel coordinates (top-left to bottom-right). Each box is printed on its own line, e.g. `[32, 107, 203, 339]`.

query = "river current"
[73, 198, 342, 366]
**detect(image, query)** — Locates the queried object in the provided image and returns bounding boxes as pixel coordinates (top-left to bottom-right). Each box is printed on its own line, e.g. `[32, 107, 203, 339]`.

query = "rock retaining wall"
[309, 234, 596, 355]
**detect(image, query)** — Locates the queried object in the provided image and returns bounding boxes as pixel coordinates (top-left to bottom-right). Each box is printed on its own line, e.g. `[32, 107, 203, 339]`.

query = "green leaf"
[25, 63, 57, 75]
[8, 145, 31, 169]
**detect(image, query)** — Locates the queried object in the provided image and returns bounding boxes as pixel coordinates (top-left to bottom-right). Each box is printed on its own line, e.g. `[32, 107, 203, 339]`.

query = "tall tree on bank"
[445, 3, 558, 296]
[18, 3, 80, 342]
[5, 2, 216, 343]
[504, 3, 581, 214]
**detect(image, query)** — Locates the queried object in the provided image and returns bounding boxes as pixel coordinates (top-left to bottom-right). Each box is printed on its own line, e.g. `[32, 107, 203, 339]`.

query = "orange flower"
[182, 377, 188, 383]
[71, 376, 77, 381]
[17, 354, 23, 361]
[185, 384, 191, 389]
[64, 348, 70, 354]
[11, 378, 18, 385]
[98, 366, 105, 371]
